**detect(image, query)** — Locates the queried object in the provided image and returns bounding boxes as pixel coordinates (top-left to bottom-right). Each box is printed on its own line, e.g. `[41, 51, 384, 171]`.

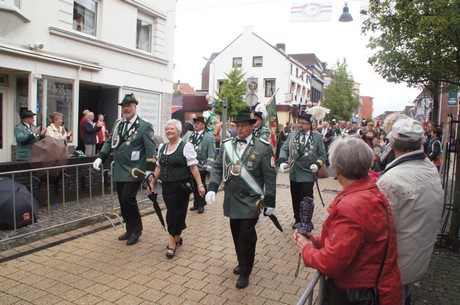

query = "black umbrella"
[131, 168, 166, 231]
[0, 177, 39, 229]
[256, 199, 283, 232]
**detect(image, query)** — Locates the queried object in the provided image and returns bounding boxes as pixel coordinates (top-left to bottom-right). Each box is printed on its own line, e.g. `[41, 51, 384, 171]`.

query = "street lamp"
[203, 57, 215, 112]
[339, 2, 353, 22]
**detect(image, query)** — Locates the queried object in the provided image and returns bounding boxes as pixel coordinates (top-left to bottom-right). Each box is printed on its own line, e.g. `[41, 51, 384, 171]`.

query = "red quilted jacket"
[302, 176, 402, 305]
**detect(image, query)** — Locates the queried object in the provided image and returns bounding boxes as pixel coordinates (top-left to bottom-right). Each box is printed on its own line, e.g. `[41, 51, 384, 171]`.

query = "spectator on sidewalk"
[427, 126, 443, 171]
[46, 112, 73, 146]
[14, 107, 45, 161]
[205, 109, 276, 289]
[83, 112, 101, 156]
[294, 137, 402, 305]
[377, 118, 443, 305]
[78, 109, 89, 151]
[96, 114, 109, 153]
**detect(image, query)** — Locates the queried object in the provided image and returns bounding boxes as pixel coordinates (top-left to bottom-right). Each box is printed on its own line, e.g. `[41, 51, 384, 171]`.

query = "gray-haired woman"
[149, 119, 205, 259]
[293, 137, 402, 305]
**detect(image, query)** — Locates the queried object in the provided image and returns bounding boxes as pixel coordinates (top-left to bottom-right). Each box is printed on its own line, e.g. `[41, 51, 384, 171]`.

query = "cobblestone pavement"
[0, 173, 458, 304]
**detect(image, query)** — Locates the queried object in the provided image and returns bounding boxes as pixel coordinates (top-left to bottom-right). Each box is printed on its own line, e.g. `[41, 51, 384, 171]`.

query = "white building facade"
[0, 0, 176, 162]
[202, 26, 315, 125]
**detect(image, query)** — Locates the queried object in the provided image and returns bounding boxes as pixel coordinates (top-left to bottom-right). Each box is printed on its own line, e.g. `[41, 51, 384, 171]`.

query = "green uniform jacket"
[253, 126, 270, 142]
[14, 123, 40, 161]
[99, 116, 157, 182]
[208, 137, 276, 219]
[279, 131, 327, 183]
[183, 130, 216, 172]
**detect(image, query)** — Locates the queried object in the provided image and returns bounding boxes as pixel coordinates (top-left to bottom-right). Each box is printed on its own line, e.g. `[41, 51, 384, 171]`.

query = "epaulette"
[141, 117, 150, 123]
[259, 138, 270, 145]
[223, 137, 233, 143]
[115, 118, 123, 122]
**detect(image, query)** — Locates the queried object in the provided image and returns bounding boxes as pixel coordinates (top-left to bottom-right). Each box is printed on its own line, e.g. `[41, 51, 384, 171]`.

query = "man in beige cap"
[377, 118, 443, 305]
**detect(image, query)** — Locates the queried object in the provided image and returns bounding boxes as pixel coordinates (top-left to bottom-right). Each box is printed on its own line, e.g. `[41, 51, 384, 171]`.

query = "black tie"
[236, 138, 247, 144]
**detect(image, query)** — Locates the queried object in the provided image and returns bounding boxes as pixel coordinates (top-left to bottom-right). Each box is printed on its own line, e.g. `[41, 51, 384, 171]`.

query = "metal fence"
[295, 270, 325, 305]
[0, 162, 123, 247]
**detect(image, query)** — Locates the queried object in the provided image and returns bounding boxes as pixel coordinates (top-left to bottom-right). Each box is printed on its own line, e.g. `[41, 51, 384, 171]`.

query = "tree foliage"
[215, 68, 249, 119]
[363, 0, 460, 123]
[322, 59, 360, 121]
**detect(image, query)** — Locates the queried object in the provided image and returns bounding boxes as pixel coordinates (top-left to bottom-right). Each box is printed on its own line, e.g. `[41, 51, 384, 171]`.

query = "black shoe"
[118, 232, 129, 241]
[236, 275, 249, 289]
[197, 206, 204, 214]
[233, 266, 241, 275]
[126, 232, 141, 245]
[190, 206, 198, 211]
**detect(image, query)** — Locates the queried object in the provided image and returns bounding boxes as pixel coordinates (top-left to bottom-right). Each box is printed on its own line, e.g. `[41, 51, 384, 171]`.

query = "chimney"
[275, 43, 286, 52]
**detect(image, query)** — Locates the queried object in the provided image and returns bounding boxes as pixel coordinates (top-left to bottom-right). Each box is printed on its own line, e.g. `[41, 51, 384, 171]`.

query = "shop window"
[37, 77, 73, 131]
[136, 18, 152, 52]
[0, 93, 2, 149]
[73, 0, 97, 35]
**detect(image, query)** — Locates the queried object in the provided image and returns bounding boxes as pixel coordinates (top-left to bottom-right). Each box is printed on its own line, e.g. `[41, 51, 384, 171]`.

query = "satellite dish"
[245, 93, 258, 107]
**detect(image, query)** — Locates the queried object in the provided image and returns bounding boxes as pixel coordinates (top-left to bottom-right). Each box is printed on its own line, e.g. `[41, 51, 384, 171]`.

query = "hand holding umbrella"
[131, 168, 166, 231]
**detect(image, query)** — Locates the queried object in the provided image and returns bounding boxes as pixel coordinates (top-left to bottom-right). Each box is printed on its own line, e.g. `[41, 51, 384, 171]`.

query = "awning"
[172, 106, 182, 113]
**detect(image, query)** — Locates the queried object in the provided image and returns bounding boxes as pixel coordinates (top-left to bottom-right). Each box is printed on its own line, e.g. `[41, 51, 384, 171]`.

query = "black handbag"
[324, 199, 390, 305]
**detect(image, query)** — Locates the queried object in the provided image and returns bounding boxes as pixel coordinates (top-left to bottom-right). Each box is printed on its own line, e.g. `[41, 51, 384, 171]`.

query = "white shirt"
[235, 134, 252, 155]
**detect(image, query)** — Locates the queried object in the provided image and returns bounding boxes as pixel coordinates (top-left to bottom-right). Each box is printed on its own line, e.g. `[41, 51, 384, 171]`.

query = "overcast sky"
[173, 0, 421, 116]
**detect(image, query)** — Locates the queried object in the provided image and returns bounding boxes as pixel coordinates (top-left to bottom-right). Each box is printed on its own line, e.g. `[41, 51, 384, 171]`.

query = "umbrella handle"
[131, 168, 145, 179]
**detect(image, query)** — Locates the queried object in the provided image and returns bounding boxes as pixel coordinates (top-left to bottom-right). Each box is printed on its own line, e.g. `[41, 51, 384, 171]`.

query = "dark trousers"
[230, 218, 258, 276]
[162, 181, 191, 236]
[116, 181, 143, 234]
[290, 180, 314, 223]
[192, 171, 207, 208]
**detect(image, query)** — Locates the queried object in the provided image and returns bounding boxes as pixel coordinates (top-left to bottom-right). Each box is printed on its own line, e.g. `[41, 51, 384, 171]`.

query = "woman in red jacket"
[294, 137, 402, 305]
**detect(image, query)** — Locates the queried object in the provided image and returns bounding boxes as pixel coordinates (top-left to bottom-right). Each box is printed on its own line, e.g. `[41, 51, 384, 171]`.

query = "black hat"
[20, 107, 36, 118]
[193, 116, 207, 126]
[233, 109, 257, 124]
[253, 111, 263, 119]
[118, 93, 138, 106]
[298, 113, 312, 123]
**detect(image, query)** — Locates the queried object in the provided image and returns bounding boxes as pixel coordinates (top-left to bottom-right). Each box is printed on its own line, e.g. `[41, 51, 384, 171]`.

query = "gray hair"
[329, 137, 373, 180]
[166, 119, 182, 134]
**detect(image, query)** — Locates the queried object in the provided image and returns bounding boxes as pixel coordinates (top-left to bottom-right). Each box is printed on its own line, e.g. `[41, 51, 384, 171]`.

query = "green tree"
[363, 0, 460, 125]
[215, 68, 248, 119]
[322, 59, 360, 121]
[364, 0, 460, 249]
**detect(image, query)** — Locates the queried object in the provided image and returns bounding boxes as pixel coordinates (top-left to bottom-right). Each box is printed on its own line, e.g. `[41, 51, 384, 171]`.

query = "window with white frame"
[136, 18, 152, 52]
[13, 0, 20, 9]
[73, 0, 97, 35]
[232, 57, 242, 68]
[264, 79, 276, 97]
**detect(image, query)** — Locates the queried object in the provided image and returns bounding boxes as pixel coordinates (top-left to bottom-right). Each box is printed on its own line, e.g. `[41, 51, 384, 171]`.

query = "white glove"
[205, 191, 216, 205]
[92, 158, 102, 171]
[206, 165, 213, 172]
[144, 170, 154, 180]
[310, 164, 319, 173]
[264, 207, 275, 216]
[279, 163, 288, 173]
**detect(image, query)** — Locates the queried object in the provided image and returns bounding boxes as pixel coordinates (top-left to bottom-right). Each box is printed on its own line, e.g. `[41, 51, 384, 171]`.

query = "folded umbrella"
[131, 168, 166, 231]
[257, 199, 283, 232]
[295, 196, 315, 277]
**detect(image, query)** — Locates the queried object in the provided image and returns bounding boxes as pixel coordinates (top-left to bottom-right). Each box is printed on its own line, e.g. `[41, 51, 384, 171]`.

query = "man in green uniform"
[278, 113, 327, 229]
[93, 93, 157, 245]
[205, 109, 276, 289]
[183, 115, 216, 214]
[14, 108, 44, 161]
[252, 111, 270, 141]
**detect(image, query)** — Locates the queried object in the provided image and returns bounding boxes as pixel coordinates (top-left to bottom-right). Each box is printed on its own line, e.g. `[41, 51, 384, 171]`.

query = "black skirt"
[161, 180, 191, 236]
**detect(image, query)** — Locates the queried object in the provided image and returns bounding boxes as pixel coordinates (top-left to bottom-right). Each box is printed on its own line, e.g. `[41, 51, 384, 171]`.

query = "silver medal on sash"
[231, 160, 242, 176]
